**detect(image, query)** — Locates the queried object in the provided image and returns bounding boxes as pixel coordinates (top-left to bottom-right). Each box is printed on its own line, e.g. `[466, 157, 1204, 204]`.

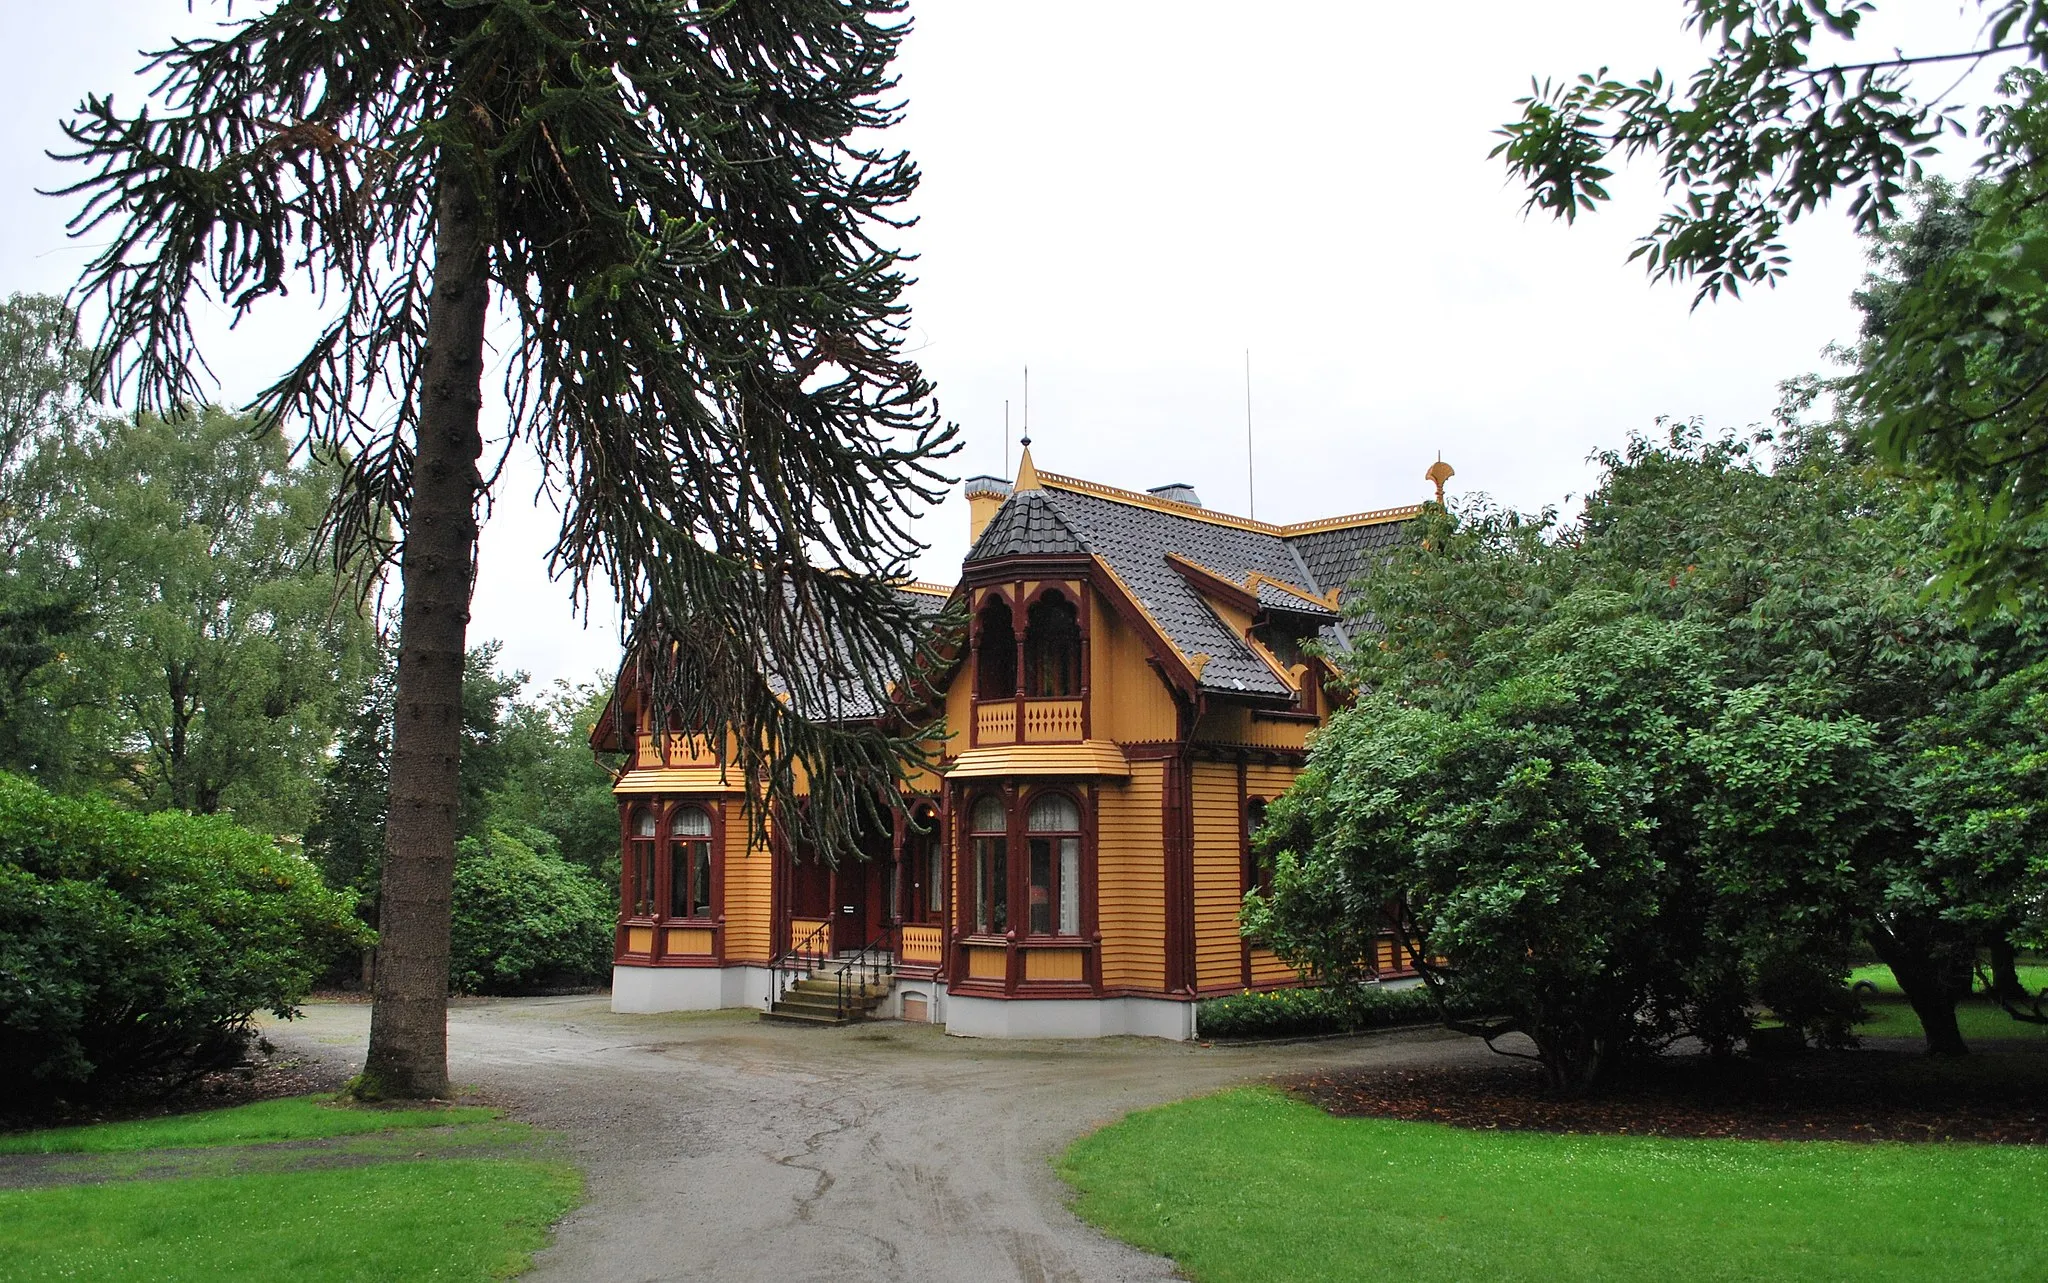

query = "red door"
[833, 856, 869, 955]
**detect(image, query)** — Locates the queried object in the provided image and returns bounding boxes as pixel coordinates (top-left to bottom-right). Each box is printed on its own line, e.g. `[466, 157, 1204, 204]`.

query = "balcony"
[975, 697, 1083, 745]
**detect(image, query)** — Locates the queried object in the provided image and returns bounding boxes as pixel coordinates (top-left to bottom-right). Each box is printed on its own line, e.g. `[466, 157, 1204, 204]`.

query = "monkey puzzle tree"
[57, 0, 955, 1098]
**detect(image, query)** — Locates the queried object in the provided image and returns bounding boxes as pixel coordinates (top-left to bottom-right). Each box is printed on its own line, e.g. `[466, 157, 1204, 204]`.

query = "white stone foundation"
[610, 964, 772, 1014]
[943, 994, 1196, 1041]
[880, 977, 949, 1024]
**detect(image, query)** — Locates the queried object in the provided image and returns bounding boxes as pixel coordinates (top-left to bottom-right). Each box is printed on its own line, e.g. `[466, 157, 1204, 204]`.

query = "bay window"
[1026, 792, 1081, 936]
[629, 807, 657, 916]
[971, 794, 1007, 933]
[668, 805, 714, 919]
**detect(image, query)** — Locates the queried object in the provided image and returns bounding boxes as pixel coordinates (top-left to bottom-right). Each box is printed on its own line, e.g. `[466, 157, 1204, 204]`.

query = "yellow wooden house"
[591, 446, 1438, 1038]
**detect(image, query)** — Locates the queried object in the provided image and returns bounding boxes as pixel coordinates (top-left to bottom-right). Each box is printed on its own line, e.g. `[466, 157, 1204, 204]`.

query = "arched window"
[970, 794, 1008, 934]
[976, 598, 1017, 699]
[1026, 792, 1082, 936]
[906, 806, 944, 923]
[669, 806, 714, 919]
[629, 807, 657, 917]
[1024, 591, 1081, 697]
[1245, 798, 1271, 896]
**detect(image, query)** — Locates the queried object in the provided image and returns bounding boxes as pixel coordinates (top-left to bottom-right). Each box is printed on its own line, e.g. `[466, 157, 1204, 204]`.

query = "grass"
[1847, 962, 2048, 1044]
[0, 1096, 578, 1281]
[0, 1160, 579, 1283]
[1847, 962, 2048, 999]
[1059, 1087, 2048, 1283]
[0, 1095, 499, 1154]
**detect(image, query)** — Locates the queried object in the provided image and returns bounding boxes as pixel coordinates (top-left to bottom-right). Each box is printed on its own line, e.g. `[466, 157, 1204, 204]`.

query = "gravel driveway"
[265, 997, 1492, 1283]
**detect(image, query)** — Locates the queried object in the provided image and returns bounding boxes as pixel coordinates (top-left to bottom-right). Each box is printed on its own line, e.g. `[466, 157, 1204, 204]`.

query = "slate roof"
[769, 583, 952, 721]
[965, 473, 1417, 701]
[1253, 579, 1338, 618]
[967, 489, 1085, 559]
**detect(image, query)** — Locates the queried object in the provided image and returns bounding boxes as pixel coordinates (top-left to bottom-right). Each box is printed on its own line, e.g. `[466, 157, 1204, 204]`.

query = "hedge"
[1196, 982, 1477, 1040]
[0, 773, 369, 1098]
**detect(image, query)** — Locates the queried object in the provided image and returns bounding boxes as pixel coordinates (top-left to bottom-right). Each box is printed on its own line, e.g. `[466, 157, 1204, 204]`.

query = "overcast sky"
[0, 2, 2000, 690]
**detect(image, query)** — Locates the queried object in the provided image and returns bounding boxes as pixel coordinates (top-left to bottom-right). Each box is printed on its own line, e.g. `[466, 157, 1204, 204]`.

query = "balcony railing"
[976, 697, 1083, 746]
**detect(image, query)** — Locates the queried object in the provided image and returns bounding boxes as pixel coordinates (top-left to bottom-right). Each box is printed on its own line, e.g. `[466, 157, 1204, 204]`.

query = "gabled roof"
[964, 465, 1419, 701]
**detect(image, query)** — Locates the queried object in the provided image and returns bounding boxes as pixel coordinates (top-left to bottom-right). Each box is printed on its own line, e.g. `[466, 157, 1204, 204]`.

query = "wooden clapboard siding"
[1097, 760, 1166, 990]
[942, 640, 975, 754]
[1250, 946, 1297, 986]
[1244, 762, 1300, 796]
[1190, 760, 1248, 991]
[724, 802, 773, 964]
[1192, 704, 1315, 750]
[1089, 590, 1178, 745]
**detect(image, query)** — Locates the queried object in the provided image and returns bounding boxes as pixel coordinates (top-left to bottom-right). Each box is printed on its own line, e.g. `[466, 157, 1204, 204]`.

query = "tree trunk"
[1869, 921, 1970, 1058]
[357, 153, 489, 1101]
[1989, 935, 2026, 1003]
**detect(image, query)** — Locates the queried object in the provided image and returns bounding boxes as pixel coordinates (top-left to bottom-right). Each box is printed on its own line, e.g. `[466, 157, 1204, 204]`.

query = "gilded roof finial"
[1425, 454, 1455, 505]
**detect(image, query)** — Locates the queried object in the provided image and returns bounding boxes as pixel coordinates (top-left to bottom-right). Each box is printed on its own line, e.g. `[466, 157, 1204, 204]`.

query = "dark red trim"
[960, 553, 1095, 583]
[1161, 751, 1195, 994]
[1238, 758, 1253, 990]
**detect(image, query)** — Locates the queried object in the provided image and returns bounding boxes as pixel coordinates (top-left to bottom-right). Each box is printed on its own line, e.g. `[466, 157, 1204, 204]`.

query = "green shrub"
[0, 773, 370, 1097]
[449, 826, 613, 994]
[1196, 983, 1473, 1040]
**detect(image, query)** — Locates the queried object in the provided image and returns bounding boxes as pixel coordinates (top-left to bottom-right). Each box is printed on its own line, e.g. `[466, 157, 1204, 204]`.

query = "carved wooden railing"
[788, 917, 831, 954]
[975, 703, 1017, 745]
[1022, 698, 1083, 742]
[898, 924, 945, 968]
[976, 698, 1083, 746]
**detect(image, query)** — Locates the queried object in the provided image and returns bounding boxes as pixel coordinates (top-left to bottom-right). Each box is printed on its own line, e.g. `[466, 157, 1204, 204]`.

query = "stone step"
[761, 1007, 857, 1026]
[786, 978, 892, 1000]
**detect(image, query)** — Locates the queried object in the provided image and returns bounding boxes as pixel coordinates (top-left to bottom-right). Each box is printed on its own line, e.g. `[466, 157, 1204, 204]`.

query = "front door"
[834, 856, 871, 955]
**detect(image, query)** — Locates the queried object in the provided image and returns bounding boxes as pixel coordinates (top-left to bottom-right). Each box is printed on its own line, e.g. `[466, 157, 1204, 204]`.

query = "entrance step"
[761, 966, 896, 1027]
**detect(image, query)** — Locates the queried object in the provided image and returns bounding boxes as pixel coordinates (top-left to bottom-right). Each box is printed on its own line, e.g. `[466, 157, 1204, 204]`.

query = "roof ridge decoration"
[1035, 469, 1422, 536]
[895, 579, 956, 598]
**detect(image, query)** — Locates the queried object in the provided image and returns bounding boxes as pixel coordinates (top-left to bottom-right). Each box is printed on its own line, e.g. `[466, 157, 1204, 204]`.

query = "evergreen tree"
[59, 0, 956, 1097]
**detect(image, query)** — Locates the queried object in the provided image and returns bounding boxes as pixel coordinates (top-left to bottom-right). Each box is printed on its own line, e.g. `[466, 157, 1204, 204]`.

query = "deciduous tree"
[30, 407, 373, 830]
[1494, 2, 2048, 607]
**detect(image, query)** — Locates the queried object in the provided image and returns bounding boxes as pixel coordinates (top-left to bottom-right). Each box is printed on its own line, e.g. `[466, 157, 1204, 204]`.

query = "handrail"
[769, 918, 833, 1010]
[835, 927, 895, 1018]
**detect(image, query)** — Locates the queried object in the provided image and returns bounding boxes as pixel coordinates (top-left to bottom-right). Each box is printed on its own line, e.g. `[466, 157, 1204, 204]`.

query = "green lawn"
[1848, 962, 2048, 999]
[1059, 1087, 2048, 1283]
[0, 1095, 499, 1154]
[1848, 962, 2048, 1044]
[0, 1096, 578, 1281]
[0, 1160, 577, 1283]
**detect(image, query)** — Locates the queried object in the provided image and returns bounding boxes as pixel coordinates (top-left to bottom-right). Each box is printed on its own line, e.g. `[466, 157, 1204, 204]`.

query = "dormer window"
[1024, 590, 1081, 697]
[976, 598, 1016, 699]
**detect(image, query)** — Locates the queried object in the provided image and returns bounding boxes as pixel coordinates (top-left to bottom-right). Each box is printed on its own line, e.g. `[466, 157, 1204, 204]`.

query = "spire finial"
[1015, 441, 1041, 492]
[1425, 454, 1455, 505]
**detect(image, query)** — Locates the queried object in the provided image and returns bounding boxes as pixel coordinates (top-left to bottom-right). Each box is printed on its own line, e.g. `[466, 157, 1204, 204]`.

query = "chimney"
[1147, 482, 1202, 508]
[965, 475, 1012, 543]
